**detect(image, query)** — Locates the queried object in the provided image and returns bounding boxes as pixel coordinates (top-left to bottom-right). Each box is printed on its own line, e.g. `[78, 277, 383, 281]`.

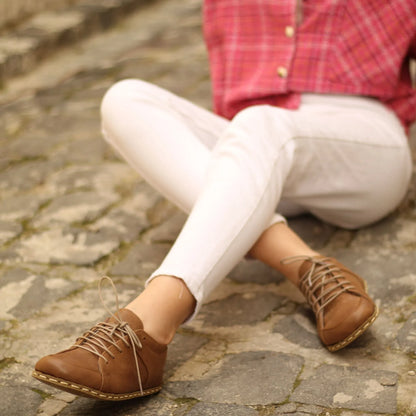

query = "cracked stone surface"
[0, 0, 415, 415]
[291, 364, 399, 414]
[167, 351, 304, 405]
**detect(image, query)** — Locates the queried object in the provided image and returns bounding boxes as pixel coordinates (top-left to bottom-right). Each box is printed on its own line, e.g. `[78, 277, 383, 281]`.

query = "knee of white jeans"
[100, 79, 160, 136]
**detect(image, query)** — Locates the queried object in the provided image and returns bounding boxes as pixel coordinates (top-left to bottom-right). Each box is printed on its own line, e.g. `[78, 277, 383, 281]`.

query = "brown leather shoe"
[32, 279, 167, 401]
[283, 255, 378, 351]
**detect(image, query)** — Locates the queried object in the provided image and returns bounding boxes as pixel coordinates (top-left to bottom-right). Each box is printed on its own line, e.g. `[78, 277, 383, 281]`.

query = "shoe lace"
[281, 255, 354, 315]
[73, 276, 144, 394]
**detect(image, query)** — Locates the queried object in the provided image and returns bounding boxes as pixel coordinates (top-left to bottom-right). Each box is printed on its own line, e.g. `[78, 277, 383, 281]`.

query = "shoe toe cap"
[35, 350, 103, 389]
[320, 297, 377, 347]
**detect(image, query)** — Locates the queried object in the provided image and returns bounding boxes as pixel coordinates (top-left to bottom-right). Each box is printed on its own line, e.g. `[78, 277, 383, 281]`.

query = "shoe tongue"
[298, 256, 327, 280]
[107, 308, 144, 331]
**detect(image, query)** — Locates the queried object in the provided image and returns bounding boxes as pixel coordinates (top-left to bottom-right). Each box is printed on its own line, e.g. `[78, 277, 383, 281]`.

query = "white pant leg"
[149, 99, 411, 319]
[150, 105, 298, 319]
[282, 94, 412, 229]
[101, 79, 228, 213]
[101, 79, 288, 222]
[102, 83, 412, 320]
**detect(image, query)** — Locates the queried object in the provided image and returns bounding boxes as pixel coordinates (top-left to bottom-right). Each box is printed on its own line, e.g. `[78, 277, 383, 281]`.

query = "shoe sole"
[32, 370, 162, 401]
[326, 305, 379, 352]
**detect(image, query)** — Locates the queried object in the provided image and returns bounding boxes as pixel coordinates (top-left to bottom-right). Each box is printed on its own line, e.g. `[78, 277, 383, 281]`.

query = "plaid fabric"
[203, 0, 416, 130]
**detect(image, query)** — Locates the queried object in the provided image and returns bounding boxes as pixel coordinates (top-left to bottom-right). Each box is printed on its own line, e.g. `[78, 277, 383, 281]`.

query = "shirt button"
[285, 26, 295, 38]
[277, 66, 288, 78]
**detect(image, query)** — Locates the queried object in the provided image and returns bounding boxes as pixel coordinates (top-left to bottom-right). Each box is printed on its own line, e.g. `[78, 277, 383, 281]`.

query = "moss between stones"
[407, 293, 416, 304]
[31, 388, 53, 400]
[173, 397, 199, 412]
[0, 357, 17, 371]
[395, 313, 407, 324]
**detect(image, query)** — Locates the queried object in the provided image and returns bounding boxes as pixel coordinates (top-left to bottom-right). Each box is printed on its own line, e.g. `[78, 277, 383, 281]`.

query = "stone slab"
[59, 395, 181, 416]
[396, 312, 416, 354]
[15, 227, 120, 265]
[110, 242, 170, 277]
[0, 268, 82, 320]
[167, 351, 304, 405]
[291, 364, 398, 414]
[165, 332, 208, 379]
[324, 249, 416, 306]
[0, 386, 43, 416]
[199, 292, 286, 327]
[228, 259, 285, 285]
[33, 190, 119, 226]
[0, 221, 22, 245]
[272, 306, 322, 349]
[0, 193, 49, 222]
[186, 402, 258, 416]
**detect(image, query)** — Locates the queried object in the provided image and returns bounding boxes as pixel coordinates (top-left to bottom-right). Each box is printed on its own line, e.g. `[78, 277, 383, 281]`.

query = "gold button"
[285, 26, 295, 38]
[277, 66, 288, 78]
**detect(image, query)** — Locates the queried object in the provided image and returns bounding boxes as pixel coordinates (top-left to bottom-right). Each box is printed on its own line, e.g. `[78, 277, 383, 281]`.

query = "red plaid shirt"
[203, 0, 416, 130]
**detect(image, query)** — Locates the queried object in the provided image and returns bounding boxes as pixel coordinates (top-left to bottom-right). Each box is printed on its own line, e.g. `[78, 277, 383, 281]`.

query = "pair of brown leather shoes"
[33, 256, 378, 400]
[284, 255, 379, 351]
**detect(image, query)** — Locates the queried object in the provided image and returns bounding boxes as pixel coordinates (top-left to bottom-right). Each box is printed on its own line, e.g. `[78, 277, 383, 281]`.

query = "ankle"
[124, 305, 176, 345]
[125, 275, 196, 345]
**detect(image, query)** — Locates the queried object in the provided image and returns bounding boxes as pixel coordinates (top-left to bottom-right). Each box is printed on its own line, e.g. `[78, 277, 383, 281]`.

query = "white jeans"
[101, 80, 412, 318]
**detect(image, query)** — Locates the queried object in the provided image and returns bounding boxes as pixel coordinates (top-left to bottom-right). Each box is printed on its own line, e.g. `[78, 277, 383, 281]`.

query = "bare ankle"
[125, 275, 196, 345]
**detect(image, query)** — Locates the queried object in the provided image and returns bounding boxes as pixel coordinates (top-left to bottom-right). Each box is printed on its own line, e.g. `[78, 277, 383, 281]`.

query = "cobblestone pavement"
[0, 0, 416, 415]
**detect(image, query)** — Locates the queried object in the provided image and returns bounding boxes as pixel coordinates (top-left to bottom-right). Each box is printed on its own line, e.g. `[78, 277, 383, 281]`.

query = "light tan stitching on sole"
[327, 305, 379, 352]
[32, 371, 161, 401]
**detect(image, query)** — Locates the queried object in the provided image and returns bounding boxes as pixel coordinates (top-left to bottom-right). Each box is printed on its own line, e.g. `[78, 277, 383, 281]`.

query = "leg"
[127, 95, 412, 346]
[33, 100, 316, 399]
[101, 81, 302, 343]
[101, 79, 228, 212]
[33, 92, 412, 399]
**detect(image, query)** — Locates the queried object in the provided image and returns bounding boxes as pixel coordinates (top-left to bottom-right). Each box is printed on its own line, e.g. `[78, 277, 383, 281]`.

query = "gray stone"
[165, 332, 208, 378]
[110, 242, 170, 277]
[295, 404, 328, 415]
[0, 247, 20, 262]
[3, 133, 62, 161]
[396, 312, 416, 354]
[287, 214, 336, 250]
[54, 137, 107, 164]
[0, 221, 22, 244]
[59, 395, 180, 416]
[273, 404, 331, 415]
[0, 159, 63, 194]
[49, 163, 135, 195]
[229, 259, 285, 285]
[0, 386, 43, 416]
[145, 210, 187, 243]
[199, 292, 286, 327]
[90, 183, 161, 243]
[0, 193, 48, 221]
[91, 209, 148, 243]
[37, 397, 69, 415]
[273, 306, 322, 349]
[186, 402, 258, 416]
[350, 216, 416, 250]
[291, 364, 398, 414]
[15, 227, 120, 265]
[325, 250, 416, 305]
[33, 190, 119, 226]
[167, 351, 304, 405]
[0, 268, 82, 320]
[274, 402, 298, 413]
